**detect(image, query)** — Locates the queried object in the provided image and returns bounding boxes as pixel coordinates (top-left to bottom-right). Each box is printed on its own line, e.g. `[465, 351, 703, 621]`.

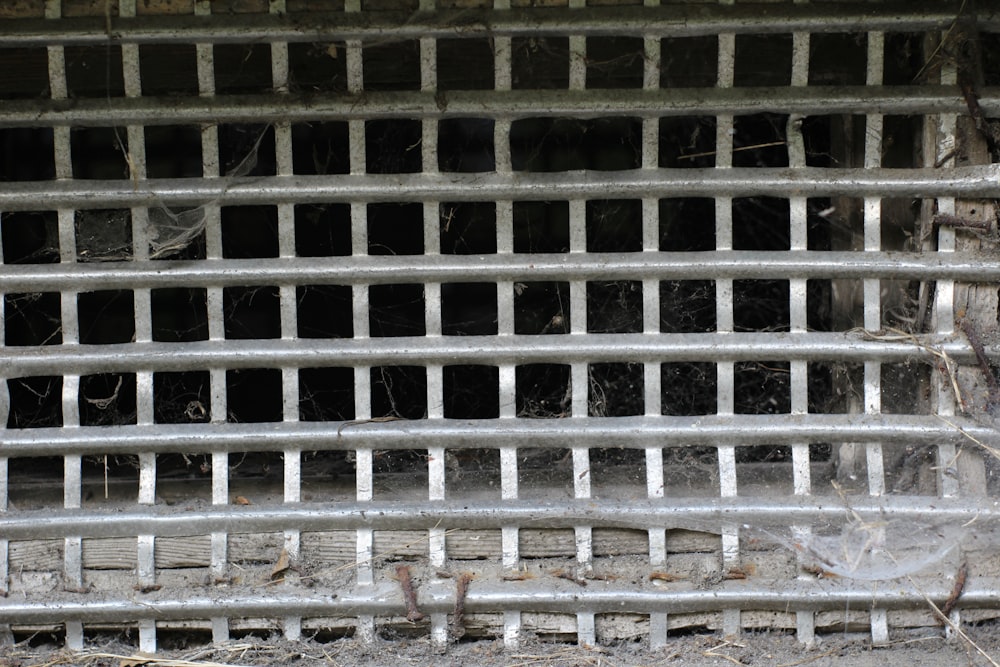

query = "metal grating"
[1, 0, 1000, 656]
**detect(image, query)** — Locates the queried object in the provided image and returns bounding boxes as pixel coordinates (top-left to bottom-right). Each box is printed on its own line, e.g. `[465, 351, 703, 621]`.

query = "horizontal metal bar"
[0, 414, 992, 457]
[0, 495, 994, 540]
[2, 167, 998, 212]
[2, 87, 996, 127]
[0, 578, 991, 625]
[3, 251, 999, 292]
[0, 332, 987, 376]
[0, 2, 967, 47]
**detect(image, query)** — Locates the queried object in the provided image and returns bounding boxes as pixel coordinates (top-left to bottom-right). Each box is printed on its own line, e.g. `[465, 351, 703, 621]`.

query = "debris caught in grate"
[1, 0, 1000, 661]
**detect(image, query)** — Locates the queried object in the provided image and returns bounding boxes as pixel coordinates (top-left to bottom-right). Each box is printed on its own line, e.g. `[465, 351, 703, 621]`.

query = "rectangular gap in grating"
[1, 0, 999, 658]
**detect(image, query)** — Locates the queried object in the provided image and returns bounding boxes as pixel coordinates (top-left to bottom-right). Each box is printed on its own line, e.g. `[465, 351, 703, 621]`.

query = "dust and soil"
[6, 628, 1000, 667]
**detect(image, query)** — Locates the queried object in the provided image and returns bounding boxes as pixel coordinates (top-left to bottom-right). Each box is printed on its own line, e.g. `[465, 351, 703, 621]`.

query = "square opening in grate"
[65, 44, 123, 97]
[79, 373, 136, 427]
[660, 36, 717, 88]
[733, 280, 790, 332]
[368, 203, 423, 255]
[661, 362, 717, 416]
[0, 47, 49, 99]
[371, 366, 427, 420]
[734, 34, 792, 86]
[663, 446, 720, 497]
[222, 206, 278, 258]
[659, 117, 717, 168]
[299, 367, 355, 422]
[78, 290, 135, 344]
[512, 36, 569, 89]
[444, 365, 499, 419]
[297, 285, 353, 339]
[365, 120, 422, 174]
[7, 376, 63, 428]
[218, 124, 276, 177]
[516, 364, 571, 419]
[438, 118, 495, 173]
[587, 281, 643, 334]
[437, 38, 494, 90]
[214, 44, 272, 94]
[442, 283, 497, 336]
[514, 201, 569, 253]
[660, 198, 715, 251]
[223, 286, 281, 339]
[0, 211, 59, 264]
[586, 199, 641, 252]
[153, 371, 211, 424]
[369, 284, 425, 337]
[733, 114, 789, 168]
[661, 280, 716, 333]
[8, 457, 63, 509]
[808, 362, 863, 414]
[589, 363, 644, 417]
[151, 287, 209, 343]
[585, 36, 644, 89]
[735, 361, 791, 414]
[0, 129, 55, 181]
[70, 128, 130, 180]
[227, 368, 283, 423]
[292, 122, 350, 175]
[295, 203, 351, 256]
[145, 126, 203, 178]
[288, 42, 347, 93]
[445, 449, 501, 499]
[139, 44, 199, 95]
[514, 282, 569, 335]
[440, 202, 496, 254]
[363, 39, 419, 91]
[4, 292, 62, 346]
[75, 209, 132, 261]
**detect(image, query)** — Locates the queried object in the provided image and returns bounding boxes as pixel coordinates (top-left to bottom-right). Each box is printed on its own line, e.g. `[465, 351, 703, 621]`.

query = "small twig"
[941, 561, 969, 619]
[396, 565, 425, 622]
[679, 140, 786, 161]
[907, 573, 1000, 667]
[933, 213, 992, 232]
[450, 572, 474, 641]
[958, 319, 1000, 405]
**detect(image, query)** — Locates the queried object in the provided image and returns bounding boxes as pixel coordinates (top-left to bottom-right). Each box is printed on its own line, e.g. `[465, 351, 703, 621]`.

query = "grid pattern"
[1, 0, 1000, 654]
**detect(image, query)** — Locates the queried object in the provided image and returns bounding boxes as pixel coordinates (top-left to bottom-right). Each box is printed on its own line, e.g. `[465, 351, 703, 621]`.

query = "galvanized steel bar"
[0, 494, 992, 541]
[3, 167, 998, 210]
[8, 250, 1000, 292]
[2, 87, 993, 127]
[0, 2, 966, 47]
[0, 413, 989, 457]
[3, 578, 996, 624]
[1, 331, 993, 375]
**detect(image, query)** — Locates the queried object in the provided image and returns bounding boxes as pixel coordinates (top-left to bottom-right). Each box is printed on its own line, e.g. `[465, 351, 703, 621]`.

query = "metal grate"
[2, 0, 1000, 655]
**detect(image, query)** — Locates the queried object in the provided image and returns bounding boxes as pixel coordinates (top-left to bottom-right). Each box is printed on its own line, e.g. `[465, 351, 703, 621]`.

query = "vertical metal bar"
[267, 0, 302, 641]
[932, 55, 959, 504]
[193, 0, 230, 641]
[787, 20, 816, 645]
[567, 2, 594, 645]
[492, 4, 520, 643]
[642, 13, 668, 647]
[343, 11, 375, 640]
[0, 452, 8, 646]
[714, 7, 740, 635]
[422, 34, 447, 646]
[47, 2, 84, 639]
[860, 30, 889, 647]
[119, 0, 158, 648]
